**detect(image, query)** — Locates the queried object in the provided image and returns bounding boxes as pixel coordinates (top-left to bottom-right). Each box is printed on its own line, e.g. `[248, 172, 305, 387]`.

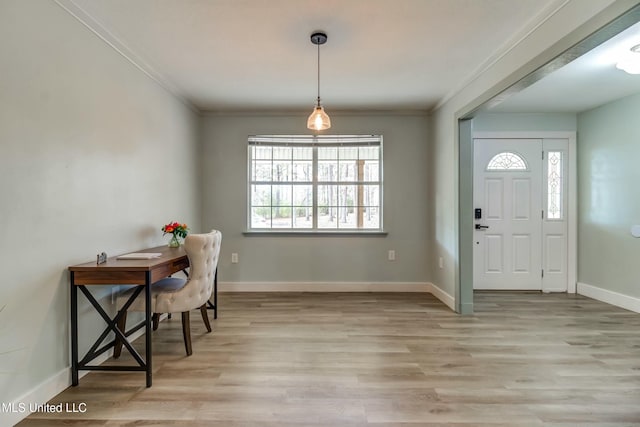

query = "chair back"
[156, 230, 222, 313]
[185, 230, 222, 305]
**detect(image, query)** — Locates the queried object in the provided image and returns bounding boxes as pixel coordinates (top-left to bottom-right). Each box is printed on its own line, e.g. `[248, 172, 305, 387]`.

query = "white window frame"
[247, 134, 384, 233]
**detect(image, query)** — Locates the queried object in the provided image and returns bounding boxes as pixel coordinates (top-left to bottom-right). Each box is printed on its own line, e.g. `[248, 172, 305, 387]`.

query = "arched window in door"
[486, 152, 527, 171]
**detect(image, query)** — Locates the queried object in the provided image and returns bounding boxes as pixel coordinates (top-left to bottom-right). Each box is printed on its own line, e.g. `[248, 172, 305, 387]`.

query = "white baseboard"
[219, 281, 456, 311]
[428, 283, 456, 311]
[5, 323, 148, 426]
[2, 367, 71, 427]
[577, 282, 640, 313]
[220, 281, 431, 292]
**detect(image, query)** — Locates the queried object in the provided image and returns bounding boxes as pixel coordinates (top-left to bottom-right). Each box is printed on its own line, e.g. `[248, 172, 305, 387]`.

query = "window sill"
[243, 230, 388, 237]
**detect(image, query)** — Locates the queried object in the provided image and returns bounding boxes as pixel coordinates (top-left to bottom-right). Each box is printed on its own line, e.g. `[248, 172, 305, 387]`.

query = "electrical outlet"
[388, 250, 396, 261]
[439, 257, 444, 269]
[231, 253, 239, 264]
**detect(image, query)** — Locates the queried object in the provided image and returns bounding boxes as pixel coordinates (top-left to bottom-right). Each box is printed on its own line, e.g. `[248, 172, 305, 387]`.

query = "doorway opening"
[455, 5, 640, 314]
[472, 134, 575, 293]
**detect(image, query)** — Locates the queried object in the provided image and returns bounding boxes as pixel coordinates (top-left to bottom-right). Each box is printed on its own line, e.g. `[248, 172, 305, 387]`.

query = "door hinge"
[542, 269, 544, 278]
[542, 210, 544, 219]
[542, 151, 545, 160]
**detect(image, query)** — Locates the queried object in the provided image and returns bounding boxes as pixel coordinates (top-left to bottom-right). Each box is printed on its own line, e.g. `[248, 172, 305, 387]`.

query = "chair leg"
[113, 310, 127, 359]
[152, 313, 160, 331]
[181, 311, 192, 356]
[200, 304, 212, 333]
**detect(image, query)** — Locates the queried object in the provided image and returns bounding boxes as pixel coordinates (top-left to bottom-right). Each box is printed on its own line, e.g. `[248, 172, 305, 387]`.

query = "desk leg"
[145, 271, 152, 387]
[207, 269, 218, 319]
[71, 273, 79, 386]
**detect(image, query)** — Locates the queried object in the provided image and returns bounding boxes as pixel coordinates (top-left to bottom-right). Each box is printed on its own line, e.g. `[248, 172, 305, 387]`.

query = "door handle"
[475, 224, 489, 230]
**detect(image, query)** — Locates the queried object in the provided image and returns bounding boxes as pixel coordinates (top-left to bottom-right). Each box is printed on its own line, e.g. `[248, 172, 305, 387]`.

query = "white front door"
[473, 139, 543, 290]
[473, 136, 571, 292]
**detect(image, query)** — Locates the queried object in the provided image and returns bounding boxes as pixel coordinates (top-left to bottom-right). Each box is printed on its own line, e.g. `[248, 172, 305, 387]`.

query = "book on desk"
[116, 252, 163, 260]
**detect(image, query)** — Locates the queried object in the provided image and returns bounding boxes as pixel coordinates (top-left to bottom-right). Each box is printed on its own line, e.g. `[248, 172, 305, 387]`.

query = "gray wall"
[0, 0, 200, 412]
[473, 113, 577, 132]
[201, 113, 430, 285]
[577, 93, 640, 298]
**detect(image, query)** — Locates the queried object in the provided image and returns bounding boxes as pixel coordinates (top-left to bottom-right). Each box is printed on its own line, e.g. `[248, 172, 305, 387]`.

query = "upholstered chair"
[114, 230, 222, 356]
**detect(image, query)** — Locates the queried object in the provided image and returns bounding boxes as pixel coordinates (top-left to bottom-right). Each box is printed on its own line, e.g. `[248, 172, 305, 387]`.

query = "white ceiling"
[489, 20, 640, 113]
[63, 0, 560, 112]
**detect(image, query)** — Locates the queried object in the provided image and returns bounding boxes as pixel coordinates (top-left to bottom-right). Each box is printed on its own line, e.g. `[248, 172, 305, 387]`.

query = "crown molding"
[201, 109, 429, 117]
[54, 0, 200, 114]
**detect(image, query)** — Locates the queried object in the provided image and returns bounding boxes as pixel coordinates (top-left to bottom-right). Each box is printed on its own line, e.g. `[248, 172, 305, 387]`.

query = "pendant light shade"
[307, 32, 331, 131]
[307, 104, 331, 130]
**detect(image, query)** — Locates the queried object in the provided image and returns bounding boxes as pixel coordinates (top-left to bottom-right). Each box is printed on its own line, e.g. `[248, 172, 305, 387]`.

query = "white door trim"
[473, 131, 577, 293]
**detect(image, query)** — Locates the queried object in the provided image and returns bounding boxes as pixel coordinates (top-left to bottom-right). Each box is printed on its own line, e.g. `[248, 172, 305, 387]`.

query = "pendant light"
[307, 31, 331, 131]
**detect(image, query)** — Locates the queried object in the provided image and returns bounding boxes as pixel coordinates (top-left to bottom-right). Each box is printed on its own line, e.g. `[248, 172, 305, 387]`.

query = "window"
[486, 152, 528, 170]
[547, 151, 563, 219]
[248, 135, 383, 231]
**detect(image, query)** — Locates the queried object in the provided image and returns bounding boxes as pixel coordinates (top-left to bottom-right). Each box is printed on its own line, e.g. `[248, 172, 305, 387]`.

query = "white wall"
[201, 113, 431, 287]
[429, 0, 624, 307]
[577, 93, 640, 302]
[0, 0, 200, 419]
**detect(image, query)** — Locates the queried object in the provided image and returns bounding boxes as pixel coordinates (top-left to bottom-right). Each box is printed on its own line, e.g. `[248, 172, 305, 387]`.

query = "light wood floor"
[18, 292, 640, 426]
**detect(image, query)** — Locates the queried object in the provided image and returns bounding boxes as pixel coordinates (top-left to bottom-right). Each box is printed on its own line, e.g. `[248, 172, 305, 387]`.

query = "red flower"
[162, 221, 190, 238]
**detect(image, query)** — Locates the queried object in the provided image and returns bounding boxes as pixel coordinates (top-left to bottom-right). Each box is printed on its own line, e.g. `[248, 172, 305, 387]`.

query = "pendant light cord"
[317, 42, 321, 105]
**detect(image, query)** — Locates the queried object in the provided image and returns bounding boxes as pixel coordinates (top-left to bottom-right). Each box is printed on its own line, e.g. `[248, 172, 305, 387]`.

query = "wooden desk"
[69, 246, 188, 387]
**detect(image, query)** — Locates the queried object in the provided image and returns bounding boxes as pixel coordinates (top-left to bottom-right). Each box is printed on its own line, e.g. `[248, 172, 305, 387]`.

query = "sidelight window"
[547, 151, 563, 219]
